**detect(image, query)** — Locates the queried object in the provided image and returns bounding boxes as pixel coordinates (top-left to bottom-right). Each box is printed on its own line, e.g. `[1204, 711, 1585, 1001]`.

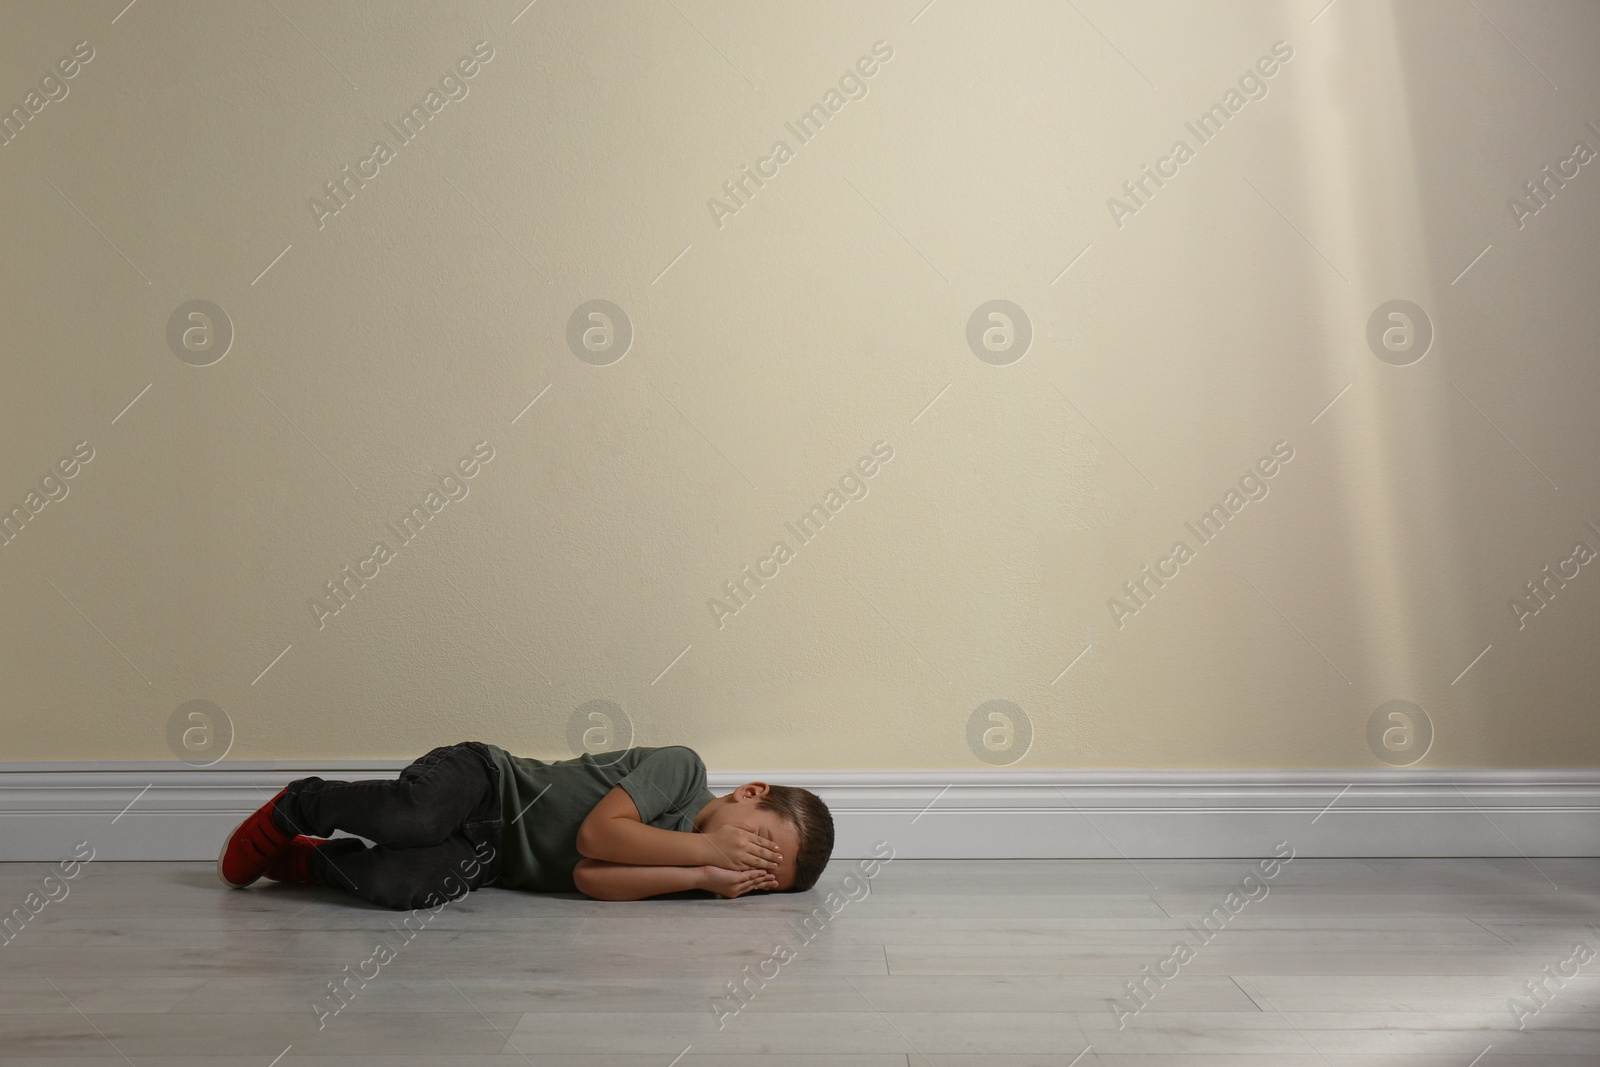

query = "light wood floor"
[2, 856, 1599, 1064]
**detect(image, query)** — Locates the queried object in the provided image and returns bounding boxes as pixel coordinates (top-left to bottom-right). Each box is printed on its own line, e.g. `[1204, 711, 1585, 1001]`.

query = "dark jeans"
[276, 741, 503, 910]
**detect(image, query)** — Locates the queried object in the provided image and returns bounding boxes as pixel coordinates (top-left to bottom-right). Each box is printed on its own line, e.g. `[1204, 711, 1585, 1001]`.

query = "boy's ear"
[734, 782, 770, 801]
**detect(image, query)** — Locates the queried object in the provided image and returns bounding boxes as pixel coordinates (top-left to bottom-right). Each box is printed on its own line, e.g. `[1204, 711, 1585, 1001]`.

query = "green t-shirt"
[483, 744, 717, 892]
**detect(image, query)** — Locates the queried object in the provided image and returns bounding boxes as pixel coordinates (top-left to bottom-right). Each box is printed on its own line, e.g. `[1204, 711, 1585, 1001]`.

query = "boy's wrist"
[692, 834, 720, 868]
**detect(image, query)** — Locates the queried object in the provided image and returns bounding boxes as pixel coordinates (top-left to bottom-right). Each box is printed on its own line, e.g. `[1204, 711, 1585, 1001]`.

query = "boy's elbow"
[572, 860, 602, 899]
[572, 860, 625, 901]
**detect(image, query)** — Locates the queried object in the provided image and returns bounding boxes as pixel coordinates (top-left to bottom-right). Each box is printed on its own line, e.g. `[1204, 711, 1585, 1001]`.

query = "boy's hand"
[701, 865, 778, 898]
[703, 824, 782, 871]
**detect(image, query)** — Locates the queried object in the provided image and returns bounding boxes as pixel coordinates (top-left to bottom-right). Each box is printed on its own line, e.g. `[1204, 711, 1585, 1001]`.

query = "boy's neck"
[691, 793, 726, 832]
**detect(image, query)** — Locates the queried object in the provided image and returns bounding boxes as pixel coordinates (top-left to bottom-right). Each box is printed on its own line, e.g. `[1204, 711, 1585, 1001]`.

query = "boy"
[217, 742, 834, 908]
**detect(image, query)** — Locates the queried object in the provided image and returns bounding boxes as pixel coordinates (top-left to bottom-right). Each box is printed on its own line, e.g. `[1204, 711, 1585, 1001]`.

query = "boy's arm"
[573, 859, 705, 900]
[574, 785, 780, 871]
[574, 786, 715, 866]
[573, 859, 777, 901]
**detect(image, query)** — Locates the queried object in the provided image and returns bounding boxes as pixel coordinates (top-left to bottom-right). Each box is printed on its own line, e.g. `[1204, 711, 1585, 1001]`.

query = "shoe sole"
[217, 809, 257, 888]
[217, 793, 292, 889]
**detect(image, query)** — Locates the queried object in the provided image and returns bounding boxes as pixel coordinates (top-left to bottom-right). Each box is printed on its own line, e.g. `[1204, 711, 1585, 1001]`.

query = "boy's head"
[700, 782, 834, 892]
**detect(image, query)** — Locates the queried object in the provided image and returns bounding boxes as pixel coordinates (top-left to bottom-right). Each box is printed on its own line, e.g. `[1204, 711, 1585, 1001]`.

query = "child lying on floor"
[217, 742, 834, 908]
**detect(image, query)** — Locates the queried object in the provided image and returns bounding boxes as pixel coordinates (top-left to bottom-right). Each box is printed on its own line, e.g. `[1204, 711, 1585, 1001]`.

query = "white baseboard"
[2, 763, 1598, 862]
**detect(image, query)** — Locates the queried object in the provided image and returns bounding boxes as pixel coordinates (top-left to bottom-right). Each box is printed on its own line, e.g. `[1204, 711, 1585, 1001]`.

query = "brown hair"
[757, 785, 834, 892]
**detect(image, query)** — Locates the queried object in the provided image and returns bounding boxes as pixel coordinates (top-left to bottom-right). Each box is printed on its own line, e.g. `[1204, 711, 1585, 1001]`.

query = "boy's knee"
[387, 786, 456, 846]
[364, 872, 431, 911]
[393, 882, 466, 912]
[370, 868, 471, 911]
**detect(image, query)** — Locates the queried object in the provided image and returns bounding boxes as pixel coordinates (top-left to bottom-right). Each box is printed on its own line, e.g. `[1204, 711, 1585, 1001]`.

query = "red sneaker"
[264, 836, 330, 885]
[217, 788, 292, 888]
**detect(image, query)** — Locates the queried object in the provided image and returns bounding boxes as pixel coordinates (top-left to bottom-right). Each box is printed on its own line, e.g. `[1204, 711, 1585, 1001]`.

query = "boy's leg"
[276, 741, 498, 849]
[310, 831, 498, 910]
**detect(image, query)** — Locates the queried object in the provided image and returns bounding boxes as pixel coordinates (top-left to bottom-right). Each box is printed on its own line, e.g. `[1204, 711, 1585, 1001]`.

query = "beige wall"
[2, 1, 1598, 768]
